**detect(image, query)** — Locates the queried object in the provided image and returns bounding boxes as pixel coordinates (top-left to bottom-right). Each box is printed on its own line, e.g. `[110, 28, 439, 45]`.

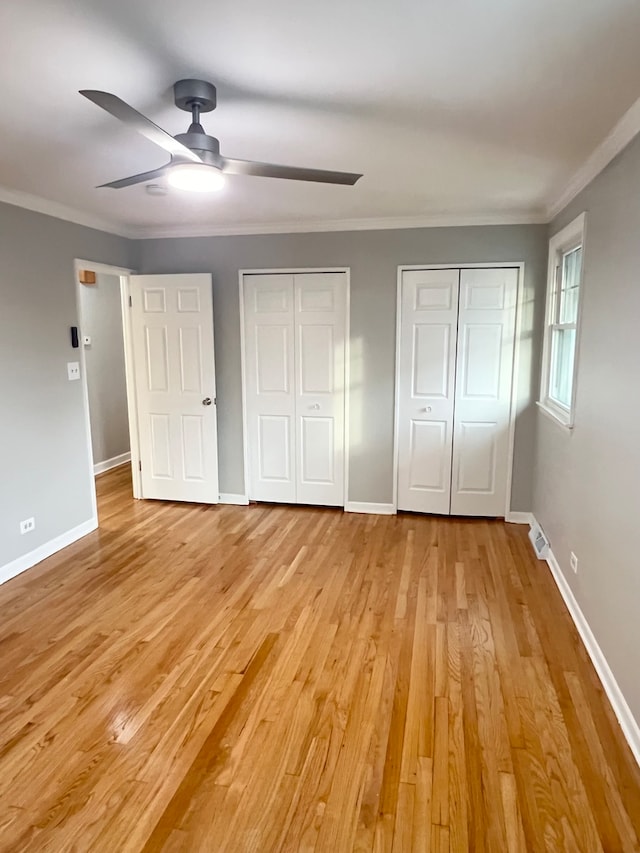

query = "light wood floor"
[0, 467, 639, 852]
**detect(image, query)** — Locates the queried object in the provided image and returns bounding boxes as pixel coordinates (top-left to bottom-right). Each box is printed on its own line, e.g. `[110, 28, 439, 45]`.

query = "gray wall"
[78, 272, 130, 466]
[533, 133, 640, 726]
[0, 202, 133, 568]
[135, 225, 548, 506]
[0, 202, 546, 575]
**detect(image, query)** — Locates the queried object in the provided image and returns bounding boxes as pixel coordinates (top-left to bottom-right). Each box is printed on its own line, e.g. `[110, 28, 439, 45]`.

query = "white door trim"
[119, 273, 143, 499]
[392, 262, 526, 518]
[74, 259, 143, 516]
[239, 267, 351, 506]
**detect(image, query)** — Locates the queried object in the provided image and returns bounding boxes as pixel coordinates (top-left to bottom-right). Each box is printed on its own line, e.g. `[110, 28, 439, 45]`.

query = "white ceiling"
[1, 0, 640, 236]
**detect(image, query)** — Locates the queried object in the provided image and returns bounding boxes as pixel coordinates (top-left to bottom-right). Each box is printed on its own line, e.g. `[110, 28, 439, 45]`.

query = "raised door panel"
[412, 324, 451, 399]
[178, 327, 204, 394]
[258, 416, 292, 482]
[408, 420, 449, 492]
[299, 325, 334, 394]
[181, 415, 206, 481]
[244, 275, 296, 503]
[300, 417, 335, 484]
[256, 325, 291, 394]
[149, 413, 172, 479]
[458, 324, 503, 400]
[294, 273, 346, 506]
[397, 269, 459, 514]
[130, 274, 219, 503]
[454, 422, 498, 494]
[145, 327, 170, 392]
[450, 268, 518, 516]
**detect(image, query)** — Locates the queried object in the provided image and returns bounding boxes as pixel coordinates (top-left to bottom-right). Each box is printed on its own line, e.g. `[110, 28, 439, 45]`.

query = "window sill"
[536, 401, 574, 432]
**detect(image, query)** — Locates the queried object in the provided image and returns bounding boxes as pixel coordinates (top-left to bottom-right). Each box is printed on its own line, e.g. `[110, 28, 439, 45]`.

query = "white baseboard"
[530, 516, 640, 768]
[505, 511, 533, 524]
[345, 502, 396, 515]
[219, 493, 250, 506]
[0, 517, 98, 588]
[94, 452, 131, 475]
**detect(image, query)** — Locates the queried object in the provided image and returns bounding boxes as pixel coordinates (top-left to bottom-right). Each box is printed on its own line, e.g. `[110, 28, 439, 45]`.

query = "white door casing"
[129, 273, 219, 503]
[243, 274, 296, 503]
[450, 268, 517, 516]
[295, 273, 346, 506]
[396, 269, 460, 514]
[242, 271, 347, 506]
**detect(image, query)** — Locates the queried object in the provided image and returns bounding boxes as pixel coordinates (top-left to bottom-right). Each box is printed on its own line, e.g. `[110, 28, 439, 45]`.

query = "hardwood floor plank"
[140, 633, 279, 851]
[0, 469, 638, 851]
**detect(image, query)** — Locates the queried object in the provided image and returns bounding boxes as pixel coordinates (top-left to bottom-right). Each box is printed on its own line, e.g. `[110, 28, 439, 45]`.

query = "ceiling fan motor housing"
[174, 131, 221, 165]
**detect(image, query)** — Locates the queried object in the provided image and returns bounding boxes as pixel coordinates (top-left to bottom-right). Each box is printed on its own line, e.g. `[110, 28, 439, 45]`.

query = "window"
[539, 213, 586, 428]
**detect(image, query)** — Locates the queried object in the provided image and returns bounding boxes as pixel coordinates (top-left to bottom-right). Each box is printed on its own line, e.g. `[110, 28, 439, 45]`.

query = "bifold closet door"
[397, 269, 460, 514]
[295, 273, 345, 506]
[243, 274, 296, 503]
[243, 272, 346, 506]
[450, 268, 517, 516]
[397, 267, 518, 517]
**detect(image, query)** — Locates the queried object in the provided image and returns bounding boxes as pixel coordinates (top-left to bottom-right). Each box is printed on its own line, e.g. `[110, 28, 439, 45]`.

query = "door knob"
[423, 406, 432, 413]
[202, 397, 212, 406]
[310, 403, 320, 410]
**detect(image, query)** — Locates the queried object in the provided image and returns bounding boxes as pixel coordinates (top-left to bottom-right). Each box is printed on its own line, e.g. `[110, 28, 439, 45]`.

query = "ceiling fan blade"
[80, 90, 202, 164]
[97, 165, 170, 189]
[221, 157, 362, 185]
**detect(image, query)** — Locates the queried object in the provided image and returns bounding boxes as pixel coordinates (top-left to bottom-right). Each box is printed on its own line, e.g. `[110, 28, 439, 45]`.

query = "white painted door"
[295, 273, 346, 506]
[130, 274, 219, 503]
[243, 272, 347, 506]
[396, 267, 518, 517]
[397, 269, 460, 514]
[243, 274, 296, 503]
[450, 268, 517, 516]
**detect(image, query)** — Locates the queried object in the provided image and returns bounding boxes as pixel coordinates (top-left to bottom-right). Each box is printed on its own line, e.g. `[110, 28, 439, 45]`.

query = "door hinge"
[128, 295, 132, 307]
[138, 460, 142, 472]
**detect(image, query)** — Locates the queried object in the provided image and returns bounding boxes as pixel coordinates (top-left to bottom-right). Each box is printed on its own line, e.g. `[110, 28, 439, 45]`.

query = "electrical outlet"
[20, 517, 35, 535]
[67, 361, 80, 381]
[570, 551, 578, 574]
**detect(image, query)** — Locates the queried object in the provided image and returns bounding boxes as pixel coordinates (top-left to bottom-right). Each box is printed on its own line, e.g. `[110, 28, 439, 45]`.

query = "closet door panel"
[256, 415, 293, 486]
[295, 273, 346, 506]
[408, 419, 450, 492]
[244, 274, 296, 502]
[397, 269, 460, 514]
[450, 268, 517, 516]
[300, 416, 335, 483]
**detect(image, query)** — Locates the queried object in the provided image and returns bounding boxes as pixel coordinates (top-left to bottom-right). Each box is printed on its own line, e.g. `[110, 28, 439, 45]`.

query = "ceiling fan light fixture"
[167, 163, 225, 192]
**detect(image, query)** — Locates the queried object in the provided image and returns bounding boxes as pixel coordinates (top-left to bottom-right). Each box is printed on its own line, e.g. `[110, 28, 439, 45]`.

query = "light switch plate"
[67, 361, 80, 381]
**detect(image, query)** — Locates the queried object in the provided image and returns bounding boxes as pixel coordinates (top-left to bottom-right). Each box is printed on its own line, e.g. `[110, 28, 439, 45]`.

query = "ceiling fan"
[80, 79, 362, 192]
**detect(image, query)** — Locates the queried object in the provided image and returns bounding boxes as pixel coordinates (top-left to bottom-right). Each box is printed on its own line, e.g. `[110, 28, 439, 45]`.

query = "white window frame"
[538, 212, 586, 429]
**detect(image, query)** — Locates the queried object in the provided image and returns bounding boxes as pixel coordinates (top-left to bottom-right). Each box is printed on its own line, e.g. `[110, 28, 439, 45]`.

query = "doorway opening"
[74, 260, 141, 523]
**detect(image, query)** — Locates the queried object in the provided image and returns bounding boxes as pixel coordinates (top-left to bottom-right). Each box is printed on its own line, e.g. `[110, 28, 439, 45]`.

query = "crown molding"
[0, 186, 547, 238]
[128, 209, 547, 240]
[545, 94, 640, 221]
[0, 185, 547, 239]
[0, 185, 129, 238]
